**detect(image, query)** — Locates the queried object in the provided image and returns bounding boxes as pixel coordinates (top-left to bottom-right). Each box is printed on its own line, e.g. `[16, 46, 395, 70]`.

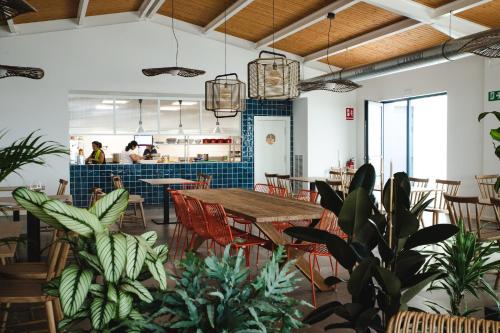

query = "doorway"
[254, 116, 290, 185]
[365, 93, 447, 181]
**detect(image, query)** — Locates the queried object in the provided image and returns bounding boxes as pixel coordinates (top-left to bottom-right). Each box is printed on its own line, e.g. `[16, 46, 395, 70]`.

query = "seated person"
[143, 145, 158, 160]
[86, 141, 106, 164]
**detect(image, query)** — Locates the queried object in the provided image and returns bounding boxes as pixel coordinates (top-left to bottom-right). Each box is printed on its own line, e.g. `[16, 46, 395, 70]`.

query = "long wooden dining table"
[179, 188, 332, 291]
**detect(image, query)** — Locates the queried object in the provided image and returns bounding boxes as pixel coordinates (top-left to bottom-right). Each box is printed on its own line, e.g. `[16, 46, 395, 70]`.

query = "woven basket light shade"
[298, 78, 361, 93]
[0, 0, 36, 21]
[458, 29, 500, 58]
[248, 51, 300, 100]
[0, 64, 44, 79]
[205, 73, 246, 117]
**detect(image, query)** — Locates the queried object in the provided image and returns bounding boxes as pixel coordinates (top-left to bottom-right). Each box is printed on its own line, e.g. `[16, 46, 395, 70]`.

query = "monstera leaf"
[89, 189, 129, 226]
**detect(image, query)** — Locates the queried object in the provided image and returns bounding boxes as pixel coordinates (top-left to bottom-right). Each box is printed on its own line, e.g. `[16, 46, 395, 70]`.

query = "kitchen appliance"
[197, 154, 209, 161]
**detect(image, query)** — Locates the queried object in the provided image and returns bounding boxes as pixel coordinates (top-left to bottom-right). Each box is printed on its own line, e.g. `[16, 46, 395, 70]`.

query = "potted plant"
[128, 246, 309, 332]
[478, 111, 500, 191]
[13, 187, 169, 332]
[423, 219, 500, 316]
[285, 164, 458, 332]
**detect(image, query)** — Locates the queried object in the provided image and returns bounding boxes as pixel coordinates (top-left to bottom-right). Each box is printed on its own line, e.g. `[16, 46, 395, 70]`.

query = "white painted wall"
[0, 20, 324, 194]
[294, 90, 357, 178]
[355, 56, 488, 195]
[482, 58, 500, 175]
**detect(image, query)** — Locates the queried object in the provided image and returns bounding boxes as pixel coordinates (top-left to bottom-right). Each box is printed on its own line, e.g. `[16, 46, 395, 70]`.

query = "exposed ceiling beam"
[255, 0, 360, 49]
[77, 0, 89, 26]
[363, 0, 487, 37]
[6, 19, 16, 33]
[203, 0, 254, 33]
[138, 0, 166, 19]
[304, 18, 422, 62]
[432, 0, 492, 18]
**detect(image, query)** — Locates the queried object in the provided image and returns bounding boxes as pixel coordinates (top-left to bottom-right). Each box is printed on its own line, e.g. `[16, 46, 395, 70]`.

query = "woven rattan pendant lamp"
[0, 1, 44, 80]
[247, 0, 300, 100]
[298, 13, 360, 93]
[142, 0, 205, 78]
[205, 1, 246, 118]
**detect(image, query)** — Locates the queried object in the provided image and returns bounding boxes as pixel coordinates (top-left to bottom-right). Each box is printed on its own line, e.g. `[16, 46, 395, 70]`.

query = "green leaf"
[383, 172, 411, 211]
[43, 200, 103, 237]
[284, 227, 331, 243]
[395, 250, 425, 281]
[141, 231, 158, 246]
[57, 308, 88, 331]
[401, 272, 440, 305]
[339, 187, 373, 237]
[404, 224, 458, 250]
[89, 189, 129, 226]
[117, 290, 133, 319]
[125, 235, 147, 280]
[90, 296, 116, 330]
[146, 258, 167, 290]
[154, 244, 169, 262]
[78, 250, 103, 273]
[374, 266, 401, 297]
[478, 111, 500, 122]
[12, 187, 63, 229]
[303, 301, 342, 324]
[490, 127, 500, 141]
[96, 232, 127, 283]
[348, 257, 376, 298]
[121, 278, 153, 303]
[59, 264, 93, 317]
[348, 163, 376, 194]
[315, 180, 344, 216]
[325, 234, 357, 270]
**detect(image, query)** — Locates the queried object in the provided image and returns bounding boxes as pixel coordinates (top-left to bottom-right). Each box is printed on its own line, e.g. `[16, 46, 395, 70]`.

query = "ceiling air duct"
[301, 28, 500, 85]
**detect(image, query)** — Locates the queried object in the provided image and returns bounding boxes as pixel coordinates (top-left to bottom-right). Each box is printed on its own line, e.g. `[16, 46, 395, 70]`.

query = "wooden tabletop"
[179, 188, 323, 223]
[289, 176, 328, 183]
[0, 186, 45, 192]
[0, 195, 72, 209]
[140, 178, 194, 186]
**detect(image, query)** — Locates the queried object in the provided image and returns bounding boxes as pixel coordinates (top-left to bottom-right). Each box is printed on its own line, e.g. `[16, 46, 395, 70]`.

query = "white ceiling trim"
[304, 18, 422, 63]
[203, 0, 254, 33]
[363, 0, 487, 37]
[432, 0, 492, 17]
[255, 0, 361, 49]
[138, 0, 166, 19]
[77, 0, 89, 26]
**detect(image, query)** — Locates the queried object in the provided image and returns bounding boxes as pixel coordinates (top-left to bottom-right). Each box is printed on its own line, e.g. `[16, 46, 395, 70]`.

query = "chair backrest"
[88, 187, 105, 208]
[171, 191, 192, 229]
[434, 179, 461, 210]
[56, 179, 69, 195]
[329, 169, 343, 181]
[181, 181, 209, 190]
[387, 311, 500, 333]
[277, 175, 293, 197]
[295, 189, 318, 203]
[197, 173, 213, 189]
[112, 175, 124, 189]
[326, 180, 345, 199]
[408, 177, 429, 207]
[444, 193, 480, 236]
[344, 168, 357, 192]
[265, 173, 279, 187]
[46, 230, 71, 281]
[475, 174, 499, 199]
[318, 209, 346, 238]
[270, 185, 287, 197]
[202, 202, 233, 246]
[254, 183, 272, 194]
[185, 197, 209, 238]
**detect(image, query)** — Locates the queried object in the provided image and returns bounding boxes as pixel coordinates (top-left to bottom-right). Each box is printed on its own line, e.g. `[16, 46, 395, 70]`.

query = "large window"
[365, 93, 447, 181]
[69, 94, 241, 136]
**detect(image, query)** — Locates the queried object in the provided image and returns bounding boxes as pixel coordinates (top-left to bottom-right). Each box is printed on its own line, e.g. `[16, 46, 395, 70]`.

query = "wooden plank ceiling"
[6, 0, 498, 71]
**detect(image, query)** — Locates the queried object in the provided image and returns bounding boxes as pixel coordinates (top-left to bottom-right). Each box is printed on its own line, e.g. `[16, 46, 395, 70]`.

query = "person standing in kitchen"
[86, 141, 106, 164]
[143, 145, 158, 160]
[121, 140, 144, 164]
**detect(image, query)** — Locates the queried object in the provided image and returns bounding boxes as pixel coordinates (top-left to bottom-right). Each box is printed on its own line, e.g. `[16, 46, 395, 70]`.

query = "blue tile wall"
[70, 99, 293, 207]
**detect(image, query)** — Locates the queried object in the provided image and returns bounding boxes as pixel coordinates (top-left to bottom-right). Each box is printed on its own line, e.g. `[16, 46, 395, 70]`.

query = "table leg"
[152, 185, 172, 225]
[255, 222, 332, 292]
[27, 212, 40, 262]
[13, 210, 20, 222]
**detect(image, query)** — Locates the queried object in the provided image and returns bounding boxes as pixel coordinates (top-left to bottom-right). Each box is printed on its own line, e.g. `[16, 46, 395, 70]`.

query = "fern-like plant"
[13, 187, 169, 332]
[134, 246, 309, 333]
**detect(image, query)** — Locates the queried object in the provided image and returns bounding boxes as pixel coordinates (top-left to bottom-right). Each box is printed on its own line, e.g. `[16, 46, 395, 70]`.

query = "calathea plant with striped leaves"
[13, 187, 169, 332]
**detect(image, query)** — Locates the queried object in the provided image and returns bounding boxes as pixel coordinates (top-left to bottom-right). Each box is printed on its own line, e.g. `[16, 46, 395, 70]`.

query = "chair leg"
[309, 254, 317, 308]
[173, 225, 185, 260]
[133, 203, 137, 217]
[119, 213, 124, 229]
[54, 299, 63, 323]
[495, 271, 500, 290]
[0, 303, 10, 333]
[138, 203, 147, 229]
[45, 300, 57, 333]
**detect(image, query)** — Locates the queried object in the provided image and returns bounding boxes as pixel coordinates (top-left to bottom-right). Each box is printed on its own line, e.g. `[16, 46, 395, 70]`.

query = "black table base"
[27, 211, 40, 262]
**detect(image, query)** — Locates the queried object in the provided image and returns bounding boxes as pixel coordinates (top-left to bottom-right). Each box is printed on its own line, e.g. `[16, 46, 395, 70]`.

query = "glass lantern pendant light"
[247, 0, 300, 100]
[136, 99, 144, 133]
[205, 1, 246, 118]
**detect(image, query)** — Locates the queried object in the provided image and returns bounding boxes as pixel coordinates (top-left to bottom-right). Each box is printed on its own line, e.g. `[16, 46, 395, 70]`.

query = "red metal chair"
[295, 189, 319, 203]
[287, 209, 347, 307]
[170, 191, 193, 259]
[185, 197, 211, 253]
[202, 202, 267, 267]
[231, 184, 273, 232]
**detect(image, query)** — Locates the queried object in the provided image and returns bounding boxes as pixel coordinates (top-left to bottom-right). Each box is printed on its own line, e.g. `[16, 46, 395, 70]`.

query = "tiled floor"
[1, 205, 498, 332]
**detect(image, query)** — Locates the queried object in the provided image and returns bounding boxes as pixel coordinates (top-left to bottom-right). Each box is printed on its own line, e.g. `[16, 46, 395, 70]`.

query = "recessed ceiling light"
[172, 101, 197, 106]
[160, 106, 180, 111]
[96, 104, 114, 110]
[102, 99, 128, 104]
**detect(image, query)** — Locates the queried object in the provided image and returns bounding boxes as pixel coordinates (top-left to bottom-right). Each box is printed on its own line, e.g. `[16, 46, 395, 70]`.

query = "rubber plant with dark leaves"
[12, 187, 169, 332]
[478, 111, 500, 191]
[285, 164, 459, 332]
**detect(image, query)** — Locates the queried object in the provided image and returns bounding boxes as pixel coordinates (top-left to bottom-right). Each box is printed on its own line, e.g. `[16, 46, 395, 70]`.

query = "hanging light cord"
[327, 14, 335, 75]
[272, 0, 277, 68]
[449, 10, 452, 39]
[179, 100, 182, 126]
[171, 0, 179, 67]
[139, 99, 143, 123]
[224, 0, 227, 75]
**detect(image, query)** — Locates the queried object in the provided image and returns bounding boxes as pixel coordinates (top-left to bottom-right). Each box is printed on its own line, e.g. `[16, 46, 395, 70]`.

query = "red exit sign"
[346, 107, 354, 120]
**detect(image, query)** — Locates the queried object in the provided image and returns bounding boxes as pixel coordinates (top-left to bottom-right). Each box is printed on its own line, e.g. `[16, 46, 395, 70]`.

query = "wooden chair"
[277, 175, 293, 197]
[344, 168, 356, 193]
[112, 175, 146, 229]
[88, 187, 105, 208]
[265, 173, 279, 188]
[329, 168, 343, 182]
[0, 234, 70, 333]
[196, 174, 212, 189]
[387, 311, 500, 333]
[56, 179, 68, 196]
[426, 179, 461, 225]
[408, 177, 429, 207]
[475, 174, 499, 200]
[327, 180, 345, 199]
[490, 197, 500, 289]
